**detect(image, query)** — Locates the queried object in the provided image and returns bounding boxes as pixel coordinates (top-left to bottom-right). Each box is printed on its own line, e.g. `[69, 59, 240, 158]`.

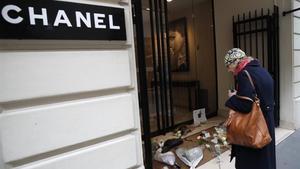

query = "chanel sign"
[0, 1, 127, 40]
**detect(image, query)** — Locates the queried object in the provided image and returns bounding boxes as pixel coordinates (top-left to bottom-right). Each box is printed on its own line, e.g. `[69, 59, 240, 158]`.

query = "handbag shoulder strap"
[243, 70, 256, 93]
[243, 70, 259, 99]
[235, 70, 259, 102]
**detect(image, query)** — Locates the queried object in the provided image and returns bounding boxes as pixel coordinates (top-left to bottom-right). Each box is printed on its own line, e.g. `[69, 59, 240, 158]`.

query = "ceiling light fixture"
[167, 0, 173, 2]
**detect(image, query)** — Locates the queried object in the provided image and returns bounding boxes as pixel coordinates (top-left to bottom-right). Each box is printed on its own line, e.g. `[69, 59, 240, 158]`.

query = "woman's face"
[227, 63, 236, 73]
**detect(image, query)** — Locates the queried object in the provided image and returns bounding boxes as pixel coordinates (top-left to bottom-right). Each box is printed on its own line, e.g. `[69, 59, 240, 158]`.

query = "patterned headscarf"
[224, 48, 246, 66]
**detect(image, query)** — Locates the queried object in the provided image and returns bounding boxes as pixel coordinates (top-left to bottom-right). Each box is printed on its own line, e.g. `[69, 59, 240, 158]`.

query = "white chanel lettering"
[109, 15, 120, 30]
[54, 10, 72, 27]
[28, 7, 48, 26]
[76, 11, 91, 28]
[1, 5, 121, 30]
[1, 5, 23, 24]
[94, 13, 106, 29]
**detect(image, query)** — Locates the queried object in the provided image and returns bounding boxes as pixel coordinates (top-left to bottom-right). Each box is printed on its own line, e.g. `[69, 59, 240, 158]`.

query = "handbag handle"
[243, 70, 255, 90]
[235, 70, 259, 103]
[236, 95, 254, 102]
[243, 70, 258, 97]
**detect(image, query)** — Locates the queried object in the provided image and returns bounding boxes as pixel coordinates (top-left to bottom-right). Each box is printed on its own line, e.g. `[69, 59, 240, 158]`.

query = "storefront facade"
[0, 0, 144, 169]
[1, 0, 300, 169]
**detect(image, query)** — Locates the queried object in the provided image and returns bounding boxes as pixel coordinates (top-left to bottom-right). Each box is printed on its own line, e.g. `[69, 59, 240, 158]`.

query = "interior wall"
[194, 0, 217, 113]
[168, 0, 217, 113]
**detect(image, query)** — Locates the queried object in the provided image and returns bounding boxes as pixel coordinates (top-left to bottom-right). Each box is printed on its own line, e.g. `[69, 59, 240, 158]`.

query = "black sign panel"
[0, 1, 126, 40]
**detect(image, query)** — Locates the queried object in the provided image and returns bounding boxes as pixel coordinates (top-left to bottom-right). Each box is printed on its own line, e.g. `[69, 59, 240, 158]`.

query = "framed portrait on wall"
[168, 17, 189, 72]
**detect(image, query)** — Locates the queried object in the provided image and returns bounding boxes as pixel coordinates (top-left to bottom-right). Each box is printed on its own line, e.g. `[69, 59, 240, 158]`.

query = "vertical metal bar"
[158, 0, 169, 128]
[268, 16, 273, 72]
[238, 15, 241, 48]
[233, 16, 237, 47]
[163, 0, 174, 126]
[274, 5, 280, 127]
[154, 0, 166, 130]
[255, 10, 258, 57]
[243, 13, 247, 53]
[267, 9, 273, 72]
[132, 0, 152, 168]
[267, 16, 273, 70]
[261, 9, 265, 64]
[249, 11, 252, 56]
[149, 0, 161, 131]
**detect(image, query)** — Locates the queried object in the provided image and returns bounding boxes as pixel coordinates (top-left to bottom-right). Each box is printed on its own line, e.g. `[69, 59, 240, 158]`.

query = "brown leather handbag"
[224, 70, 272, 149]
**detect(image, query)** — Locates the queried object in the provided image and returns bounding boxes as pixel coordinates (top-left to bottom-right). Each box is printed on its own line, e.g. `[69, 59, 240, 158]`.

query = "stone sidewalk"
[276, 128, 300, 169]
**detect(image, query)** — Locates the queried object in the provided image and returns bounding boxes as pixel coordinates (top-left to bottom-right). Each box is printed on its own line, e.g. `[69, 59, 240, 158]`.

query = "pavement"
[276, 128, 300, 169]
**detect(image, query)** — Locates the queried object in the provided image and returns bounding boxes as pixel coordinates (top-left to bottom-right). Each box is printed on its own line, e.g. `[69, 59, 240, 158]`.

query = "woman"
[224, 48, 276, 169]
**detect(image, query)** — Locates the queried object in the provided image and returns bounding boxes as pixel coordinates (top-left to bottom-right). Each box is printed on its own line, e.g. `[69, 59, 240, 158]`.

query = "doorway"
[135, 0, 218, 134]
[133, 0, 218, 168]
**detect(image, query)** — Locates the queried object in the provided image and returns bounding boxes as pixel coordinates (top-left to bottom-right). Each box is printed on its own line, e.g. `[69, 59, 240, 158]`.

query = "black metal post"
[238, 15, 241, 47]
[249, 11, 252, 56]
[255, 10, 258, 57]
[233, 16, 237, 47]
[154, 0, 166, 131]
[274, 5, 280, 127]
[149, 0, 161, 131]
[269, 9, 275, 72]
[163, 0, 175, 126]
[269, 17, 274, 73]
[243, 13, 247, 53]
[261, 9, 265, 65]
[132, 0, 152, 168]
[158, 0, 169, 128]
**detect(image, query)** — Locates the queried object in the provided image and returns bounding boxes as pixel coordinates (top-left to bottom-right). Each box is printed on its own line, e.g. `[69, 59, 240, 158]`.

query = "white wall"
[0, 0, 144, 169]
[278, 0, 294, 129]
[293, 0, 300, 129]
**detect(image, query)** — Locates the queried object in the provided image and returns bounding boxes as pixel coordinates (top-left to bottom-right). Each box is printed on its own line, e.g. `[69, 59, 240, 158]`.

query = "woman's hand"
[228, 89, 237, 97]
[229, 109, 236, 116]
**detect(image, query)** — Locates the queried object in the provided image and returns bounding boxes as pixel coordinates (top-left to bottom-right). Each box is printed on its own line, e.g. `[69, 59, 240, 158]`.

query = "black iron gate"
[232, 6, 280, 127]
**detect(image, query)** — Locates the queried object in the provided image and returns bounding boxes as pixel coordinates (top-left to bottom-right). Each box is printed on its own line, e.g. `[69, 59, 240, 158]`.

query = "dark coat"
[225, 59, 276, 169]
